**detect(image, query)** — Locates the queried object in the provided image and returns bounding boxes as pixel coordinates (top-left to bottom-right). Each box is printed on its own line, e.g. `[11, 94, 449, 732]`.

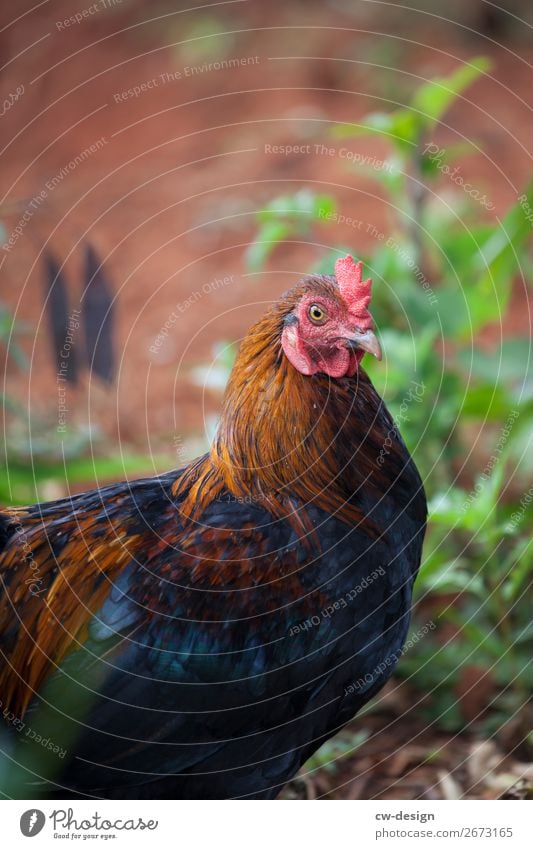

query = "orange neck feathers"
[174, 287, 388, 537]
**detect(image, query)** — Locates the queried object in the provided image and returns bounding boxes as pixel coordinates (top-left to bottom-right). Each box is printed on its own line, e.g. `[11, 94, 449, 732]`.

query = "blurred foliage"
[404, 470, 533, 733]
[244, 59, 533, 740]
[304, 728, 369, 780]
[0, 300, 161, 505]
[245, 189, 335, 272]
[177, 15, 236, 64]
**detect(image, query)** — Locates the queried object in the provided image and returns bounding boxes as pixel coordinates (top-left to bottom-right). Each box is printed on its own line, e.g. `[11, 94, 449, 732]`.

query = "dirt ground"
[0, 0, 531, 800]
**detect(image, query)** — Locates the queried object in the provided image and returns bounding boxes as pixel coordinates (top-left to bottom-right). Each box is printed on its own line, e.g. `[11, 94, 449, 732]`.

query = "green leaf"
[460, 383, 516, 420]
[332, 109, 419, 149]
[310, 246, 356, 276]
[246, 190, 336, 271]
[306, 730, 369, 772]
[333, 58, 490, 150]
[331, 112, 395, 139]
[505, 420, 533, 479]
[502, 542, 533, 601]
[457, 338, 531, 387]
[245, 221, 291, 272]
[421, 141, 478, 177]
[435, 185, 533, 337]
[460, 182, 533, 334]
[1, 455, 168, 505]
[412, 57, 491, 127]
[424, 566, 485, 599]
[428, 465, 506, 536]
[257, 189, 334, 224]
[439, 224, 494, 272]
[446, 611, 506, 660]
[370, 154, 406, 197]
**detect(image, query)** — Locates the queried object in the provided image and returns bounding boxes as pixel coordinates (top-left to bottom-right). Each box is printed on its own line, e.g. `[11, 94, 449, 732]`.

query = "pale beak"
[343, 328, 382, 360]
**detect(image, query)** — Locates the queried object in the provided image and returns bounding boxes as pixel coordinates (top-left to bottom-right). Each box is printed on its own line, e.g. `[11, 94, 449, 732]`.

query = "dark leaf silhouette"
[43, 252, 78, 384]
[82, 244, 115, 383]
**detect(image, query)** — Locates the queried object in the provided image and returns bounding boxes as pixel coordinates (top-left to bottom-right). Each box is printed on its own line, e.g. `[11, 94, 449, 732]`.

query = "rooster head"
[281, 254, 381, 378]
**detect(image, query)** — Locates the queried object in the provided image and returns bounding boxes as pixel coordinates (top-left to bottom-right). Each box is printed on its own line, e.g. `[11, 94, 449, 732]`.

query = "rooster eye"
[308, 304, 327, 324]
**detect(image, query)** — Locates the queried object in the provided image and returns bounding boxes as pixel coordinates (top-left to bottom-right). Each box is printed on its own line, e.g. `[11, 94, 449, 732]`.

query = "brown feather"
[1, 276, 404, 719]
[174, 277, 392, 537]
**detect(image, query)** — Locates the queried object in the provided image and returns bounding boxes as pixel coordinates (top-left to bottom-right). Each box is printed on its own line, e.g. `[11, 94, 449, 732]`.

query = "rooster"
[0, 255, 426, 799]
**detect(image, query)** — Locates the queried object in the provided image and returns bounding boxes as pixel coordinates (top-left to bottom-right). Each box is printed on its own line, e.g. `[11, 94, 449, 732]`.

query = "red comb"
[334, 254, 374, 330]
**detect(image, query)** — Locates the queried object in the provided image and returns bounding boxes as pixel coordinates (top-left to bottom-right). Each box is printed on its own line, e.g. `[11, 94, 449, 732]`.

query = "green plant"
[402, 463, 532, 732]
[244, 58, 532, 735]
[0, 304, 168, 506]
[245, 189, 336, 272]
